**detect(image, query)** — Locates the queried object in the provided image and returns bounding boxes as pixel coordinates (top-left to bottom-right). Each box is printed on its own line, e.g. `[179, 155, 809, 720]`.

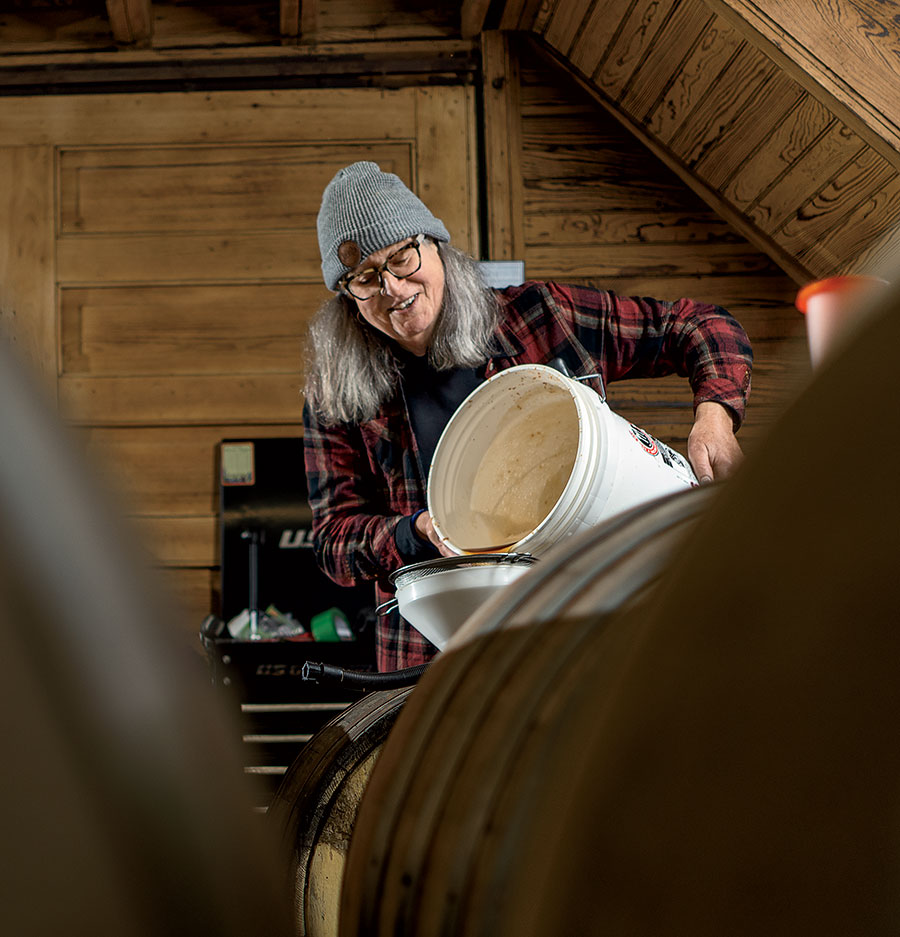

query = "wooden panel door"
[0, 85, 479, 637]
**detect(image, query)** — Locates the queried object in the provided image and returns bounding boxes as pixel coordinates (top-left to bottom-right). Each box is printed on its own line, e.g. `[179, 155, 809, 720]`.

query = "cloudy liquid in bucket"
[465, 388, 579, 546]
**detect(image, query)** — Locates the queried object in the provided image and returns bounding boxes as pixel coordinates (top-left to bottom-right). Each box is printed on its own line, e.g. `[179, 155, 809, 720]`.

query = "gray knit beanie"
[317, 161, 451, 291]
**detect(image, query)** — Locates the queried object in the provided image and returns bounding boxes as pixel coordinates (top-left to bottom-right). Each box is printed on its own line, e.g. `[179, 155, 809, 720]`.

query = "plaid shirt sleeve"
[499, 282, 753, 427]
[302, 401, 412, 588]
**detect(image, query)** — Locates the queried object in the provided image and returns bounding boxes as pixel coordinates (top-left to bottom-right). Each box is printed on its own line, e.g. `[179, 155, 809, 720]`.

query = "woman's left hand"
[687, 401, 744, 483]
[415, 510, 456, 557]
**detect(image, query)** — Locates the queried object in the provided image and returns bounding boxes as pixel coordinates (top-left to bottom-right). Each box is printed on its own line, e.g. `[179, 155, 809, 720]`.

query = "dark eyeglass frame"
[339, 234, 426, 301]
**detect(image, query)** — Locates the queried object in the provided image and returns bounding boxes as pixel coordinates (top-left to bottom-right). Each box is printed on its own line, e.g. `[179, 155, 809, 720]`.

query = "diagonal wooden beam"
[105, 0, 153, 45]
[498, 0, 546, 30]
[461, 0, 492, 38]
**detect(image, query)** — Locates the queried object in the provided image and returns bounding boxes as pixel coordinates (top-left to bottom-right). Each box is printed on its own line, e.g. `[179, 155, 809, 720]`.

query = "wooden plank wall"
[513, 0, 900, 283]
[485, 32, 809, 455]
[0, 85, 478, 640]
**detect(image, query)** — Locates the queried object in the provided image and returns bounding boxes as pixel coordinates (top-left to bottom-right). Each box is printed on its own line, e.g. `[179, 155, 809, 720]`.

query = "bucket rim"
[427, 363, 608, 555]
[390, 552, 538, 588]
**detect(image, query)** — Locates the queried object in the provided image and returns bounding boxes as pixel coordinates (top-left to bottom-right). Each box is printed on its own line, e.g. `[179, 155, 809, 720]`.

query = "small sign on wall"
[221, 441, 255, 486]
[478, 260, 525, 289]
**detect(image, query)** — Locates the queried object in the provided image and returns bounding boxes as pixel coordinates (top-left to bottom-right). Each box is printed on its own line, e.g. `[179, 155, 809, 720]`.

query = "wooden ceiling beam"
[280, 0, 318, 43]
[105, 0, 153, 46]
[279, 0, 300, 40]
[0, 41, 478, 95]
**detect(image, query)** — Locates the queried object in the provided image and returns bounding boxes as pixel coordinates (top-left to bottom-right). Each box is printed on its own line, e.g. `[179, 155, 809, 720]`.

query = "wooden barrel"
[339, 280, 900, 937]
[338, 486, 714, 937]
[267, 686, 412, 937]
[0, 335, 294, 937]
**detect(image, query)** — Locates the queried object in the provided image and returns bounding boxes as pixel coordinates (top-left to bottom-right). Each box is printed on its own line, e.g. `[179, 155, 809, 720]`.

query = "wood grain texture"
[526, 0, 900, 282]
[58, 374, 306, 425]
[80, 425, 301, 516]
[705, 0, 900, 154]
[499, 0, 546, 31]
[481, 30, 526, 259]
[135, 515, 218, 567]
[280, 0, 301, 38]
[669, 44, 778, 168]
[838, 217, 900, 278]
[159, 567, 221, 643]
[644, 13, 744, 145]
[525, 242, 778, 278]
[522, 33, 818, 282]
[543, 0, 594, 58]
[747, 121, 866, 234]
[59, 284, 318, 376]
[692, 69, 803, 190]
[595, 0, 680, 101]
[567, 0, 634, 80]
[524, 210, 741, 246]
[300, 0, 319, 39]
[105, 0, 153, 44]
[720, 92, 834, 209]
[58, 143, 414, 235]
[775, 147, 897, 263]
[0, 146, 56, 391]
[520, 150, 705, 212]
[414, 85, 479, 253]
[460, 0, 492, 38]
[829, 174, 900, 277]
[311, 0, 457, 42]
[57, 232, 322, 283]
[618, 0, 715, 121]
[0, 88, 419, 146]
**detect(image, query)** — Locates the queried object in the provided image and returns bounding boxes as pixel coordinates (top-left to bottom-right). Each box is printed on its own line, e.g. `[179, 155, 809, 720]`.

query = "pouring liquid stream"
[456, 540, 519, 555]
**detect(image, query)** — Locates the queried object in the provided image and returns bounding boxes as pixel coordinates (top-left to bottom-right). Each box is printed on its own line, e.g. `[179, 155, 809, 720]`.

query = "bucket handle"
[578, 371, 607, 402]
[547, 357, 606, 402]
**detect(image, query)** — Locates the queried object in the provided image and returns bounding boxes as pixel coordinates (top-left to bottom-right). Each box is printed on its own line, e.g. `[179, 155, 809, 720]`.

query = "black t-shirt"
[393, 350, 484, 561]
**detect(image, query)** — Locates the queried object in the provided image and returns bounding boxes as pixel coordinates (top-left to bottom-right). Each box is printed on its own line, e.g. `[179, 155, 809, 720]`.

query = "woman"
[303, 161, 752, 671]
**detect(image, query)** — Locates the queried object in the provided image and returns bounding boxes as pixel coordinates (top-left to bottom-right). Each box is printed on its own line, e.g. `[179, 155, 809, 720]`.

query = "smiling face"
[348, 236, 445, 356]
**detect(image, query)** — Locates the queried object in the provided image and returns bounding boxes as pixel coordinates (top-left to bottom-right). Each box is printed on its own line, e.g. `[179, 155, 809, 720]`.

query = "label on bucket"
[629, 424, 695, 484]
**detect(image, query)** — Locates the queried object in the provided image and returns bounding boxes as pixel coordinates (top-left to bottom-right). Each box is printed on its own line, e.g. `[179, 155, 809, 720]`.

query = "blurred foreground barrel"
[338, 486, 714, 937]
[0, 329, 293, 935]
[339, 278, 900, 937]
[268, 686, 412, 936]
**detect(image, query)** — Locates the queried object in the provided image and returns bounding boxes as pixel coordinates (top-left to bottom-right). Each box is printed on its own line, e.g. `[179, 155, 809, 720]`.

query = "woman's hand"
[687, 401, 744, 483]
[415, 511, 456, 557]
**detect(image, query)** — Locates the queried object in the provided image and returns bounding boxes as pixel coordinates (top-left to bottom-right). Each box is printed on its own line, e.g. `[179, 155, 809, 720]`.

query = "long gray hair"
[303, 242, 501, 426]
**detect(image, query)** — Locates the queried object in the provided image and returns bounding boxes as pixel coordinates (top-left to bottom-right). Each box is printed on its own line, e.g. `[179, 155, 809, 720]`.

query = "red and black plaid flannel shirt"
[303, 280, 753, 671]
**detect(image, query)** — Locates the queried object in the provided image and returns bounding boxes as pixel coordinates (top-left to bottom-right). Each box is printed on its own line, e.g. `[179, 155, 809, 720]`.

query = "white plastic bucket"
[427, 364, 697, 556]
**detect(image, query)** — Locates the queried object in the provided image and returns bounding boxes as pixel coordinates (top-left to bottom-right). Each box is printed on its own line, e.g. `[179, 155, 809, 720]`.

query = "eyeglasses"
[339, 234, 425, 301]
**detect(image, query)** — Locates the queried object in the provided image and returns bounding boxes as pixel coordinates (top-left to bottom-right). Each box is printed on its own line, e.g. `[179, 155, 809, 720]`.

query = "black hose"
[301, 660, 430, 690]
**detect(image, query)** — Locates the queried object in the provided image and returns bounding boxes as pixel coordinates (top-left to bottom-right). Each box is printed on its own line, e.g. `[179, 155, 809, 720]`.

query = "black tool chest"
[207, 436, 377, 810]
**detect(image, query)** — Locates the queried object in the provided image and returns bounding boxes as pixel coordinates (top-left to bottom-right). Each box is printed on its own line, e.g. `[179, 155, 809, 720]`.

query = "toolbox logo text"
[279, 529, 315, 549]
